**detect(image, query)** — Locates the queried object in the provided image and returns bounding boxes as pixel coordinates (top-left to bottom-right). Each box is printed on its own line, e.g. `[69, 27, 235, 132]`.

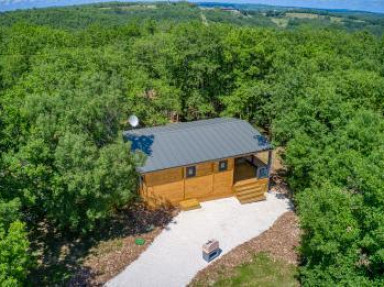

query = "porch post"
[267, 150, 273, 170]
[267, 150, 273, 191]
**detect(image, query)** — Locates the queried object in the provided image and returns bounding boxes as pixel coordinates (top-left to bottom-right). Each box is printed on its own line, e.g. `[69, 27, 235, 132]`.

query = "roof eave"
[137, 147, 273, 174]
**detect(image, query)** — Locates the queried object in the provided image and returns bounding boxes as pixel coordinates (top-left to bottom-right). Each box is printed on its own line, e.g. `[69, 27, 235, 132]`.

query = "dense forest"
[0, 2, 384, 286]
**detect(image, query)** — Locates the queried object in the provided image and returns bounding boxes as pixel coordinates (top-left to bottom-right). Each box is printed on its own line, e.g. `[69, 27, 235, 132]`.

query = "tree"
[50, 133, 141, 232]
[0, 200, 32, 286]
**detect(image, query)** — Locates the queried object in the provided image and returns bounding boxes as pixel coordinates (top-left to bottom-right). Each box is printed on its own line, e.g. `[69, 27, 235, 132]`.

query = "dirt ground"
[189, 209, 300, 286]
[69, 207, 177, 286]
[70, 227, 163, 286]
[29, 204, 176, 287]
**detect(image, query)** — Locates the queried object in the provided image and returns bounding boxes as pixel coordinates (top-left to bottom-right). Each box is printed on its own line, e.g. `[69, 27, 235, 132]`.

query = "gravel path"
[106, 193, 292, 287]
[190, 211, 300, 286]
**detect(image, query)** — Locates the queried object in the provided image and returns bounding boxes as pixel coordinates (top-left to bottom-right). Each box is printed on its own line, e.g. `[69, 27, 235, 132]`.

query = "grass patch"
[212, 253, 298, 287]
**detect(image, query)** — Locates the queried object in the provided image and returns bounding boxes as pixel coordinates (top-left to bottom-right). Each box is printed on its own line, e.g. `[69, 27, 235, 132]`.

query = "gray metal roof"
[123, 118, 272, 173]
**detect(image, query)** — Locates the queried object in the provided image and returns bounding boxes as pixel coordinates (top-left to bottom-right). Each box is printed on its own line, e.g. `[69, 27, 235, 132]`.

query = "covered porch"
[234, 150, 272, 182]
[232, 150, 272, 204]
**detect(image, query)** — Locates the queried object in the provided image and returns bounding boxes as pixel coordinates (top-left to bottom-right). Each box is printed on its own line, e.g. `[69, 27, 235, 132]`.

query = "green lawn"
[212, 253, 298, 287]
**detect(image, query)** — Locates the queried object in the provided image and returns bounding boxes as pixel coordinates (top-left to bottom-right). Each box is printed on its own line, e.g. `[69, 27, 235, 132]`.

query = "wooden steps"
[233, 178, 259, 187]
[234, 184, 263, 193]
[234, 178, 266, 204]
[179, 198, 201, 211]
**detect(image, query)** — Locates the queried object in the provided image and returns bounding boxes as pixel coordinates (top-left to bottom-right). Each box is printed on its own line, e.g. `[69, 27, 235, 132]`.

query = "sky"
[0, 0, 384, 13]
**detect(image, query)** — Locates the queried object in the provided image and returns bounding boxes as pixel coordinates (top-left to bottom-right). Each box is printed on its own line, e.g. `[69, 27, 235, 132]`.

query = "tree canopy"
[0, 2, 384, 285]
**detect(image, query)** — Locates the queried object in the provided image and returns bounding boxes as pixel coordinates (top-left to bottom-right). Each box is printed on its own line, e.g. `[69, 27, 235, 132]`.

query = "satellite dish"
[128, 115, 139, 128]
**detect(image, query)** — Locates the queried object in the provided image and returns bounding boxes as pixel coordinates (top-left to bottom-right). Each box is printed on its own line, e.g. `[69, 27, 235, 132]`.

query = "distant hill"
[2, 0, 384, 14]
[1, 2, 383, 36]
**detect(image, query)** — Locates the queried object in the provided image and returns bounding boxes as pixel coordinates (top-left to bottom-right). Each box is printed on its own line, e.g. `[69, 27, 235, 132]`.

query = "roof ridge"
[125, 118, 243, 135]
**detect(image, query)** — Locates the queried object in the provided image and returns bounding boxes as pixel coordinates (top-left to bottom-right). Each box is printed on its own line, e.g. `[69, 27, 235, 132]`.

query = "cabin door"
[184, 176, 213, 200]
[184, 163, 214, 200]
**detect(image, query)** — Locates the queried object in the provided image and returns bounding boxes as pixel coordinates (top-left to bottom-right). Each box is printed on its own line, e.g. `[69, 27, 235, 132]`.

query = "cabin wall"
[143, 167, 185, 208]
[185, 175, 213, 200]
[140, 152, 272, 209]
[145, 167, 183, 186]
[211, 159, 234, 199]
[184, 161, 211, 200]
[141, 158, 235, 208]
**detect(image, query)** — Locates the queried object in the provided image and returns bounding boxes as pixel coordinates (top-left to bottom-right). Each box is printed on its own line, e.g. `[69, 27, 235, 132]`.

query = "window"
[186, 166, 196, 178]
[257, 166, 269, 179]
[218, 160, 228, 172]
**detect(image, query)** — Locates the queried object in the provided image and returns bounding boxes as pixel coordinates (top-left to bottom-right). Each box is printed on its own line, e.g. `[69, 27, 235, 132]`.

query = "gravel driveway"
[106, 192, 292, 287]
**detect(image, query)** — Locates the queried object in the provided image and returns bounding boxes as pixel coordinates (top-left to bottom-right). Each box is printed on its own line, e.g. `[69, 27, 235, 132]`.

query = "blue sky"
[1, 0, 384, 13]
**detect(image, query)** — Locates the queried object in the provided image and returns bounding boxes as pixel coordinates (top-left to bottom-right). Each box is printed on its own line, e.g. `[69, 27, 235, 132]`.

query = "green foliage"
[273, 75, 384, 285]
[0, 2, 383, 285]
[1, 45, 142, 231]
[0, 221, 31, 287]
[50, 134, 140, 232]
[0, 200, 32, 286]
[297, 185, 367, 286]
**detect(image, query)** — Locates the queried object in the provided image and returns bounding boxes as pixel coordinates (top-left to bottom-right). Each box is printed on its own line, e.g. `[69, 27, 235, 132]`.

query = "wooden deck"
[234, 161, 257, 182]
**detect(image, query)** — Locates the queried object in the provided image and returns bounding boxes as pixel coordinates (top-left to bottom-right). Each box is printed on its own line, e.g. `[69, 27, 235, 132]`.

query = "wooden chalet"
[124, 118, 273, 210]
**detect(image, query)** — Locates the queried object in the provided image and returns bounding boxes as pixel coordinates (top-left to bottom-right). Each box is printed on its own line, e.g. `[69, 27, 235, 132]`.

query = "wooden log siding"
[145, 167, 183, 187]
[143, 167, 183, 207]
[211, 158, 234, 198]
[195, 162, 213, 177]
[140, 156, 270, 208]
[141, 158, 235, 207]
[185, 175, 213, 200]
[213, 158, 234, 172]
